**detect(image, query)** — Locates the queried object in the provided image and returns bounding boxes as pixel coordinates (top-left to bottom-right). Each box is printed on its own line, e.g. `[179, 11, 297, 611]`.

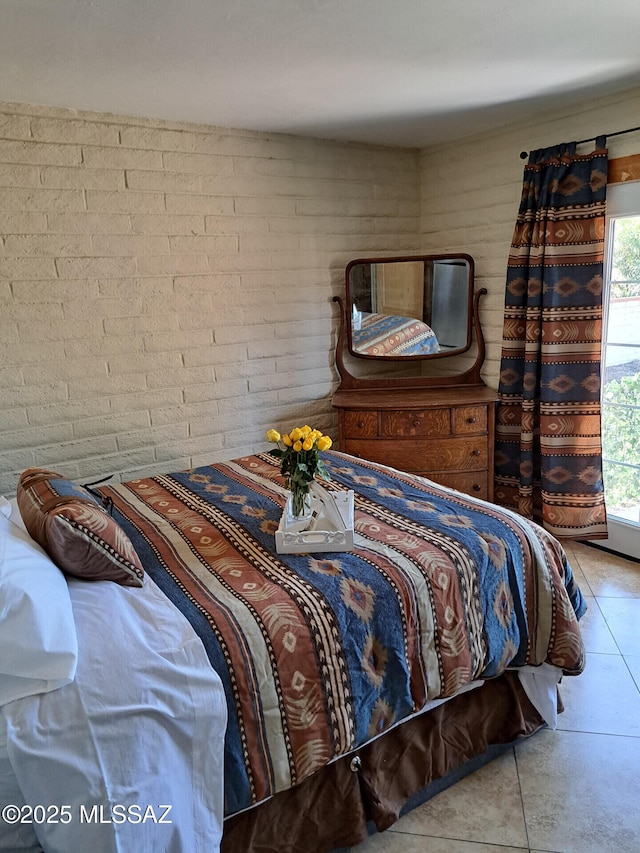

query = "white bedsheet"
[1, 572, 227, 853]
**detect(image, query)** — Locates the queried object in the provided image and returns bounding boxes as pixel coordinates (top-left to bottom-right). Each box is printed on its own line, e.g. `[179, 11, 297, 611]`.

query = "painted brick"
[56, 256, 138, 279]
[91, 234, 170, 256]
[47, 212, 132, 234]
[0, 140, 82, 166]
[2, 301, 64, 322]
[216, 390, 277, 415]
[214, 357, 276, 381]
[0, 114, 32, 140]
[126, 169, 203, 193]
[119, 126, 196, 152]
[0, 212, 48, 233]
[86, 189, 165, 214]
[3, 382, 69, 408]
[73, 410, 151, 439]
[18, 317, 104, 342]
[11, 278, 100, 302]
[168, 234, 239, 254]
[1, 339, 66, 367]
[108, 388, 184, 415]
[62, 297, 142, 320]
[183, 341, 247, 368]
[146, 365, 215, 390]
[40, 165, 125, 190]
[163, 150, 234, 175]
[22, 358, 107, 384]
[0, 164, 40, 187]
[136, 254, 210, 276]
[182, 377, 247, 404]
[172, 274, 239, 294]
[165, 193, 234, 215]
[130, 213, 206, 235]
[205, 215, 268, 234]
[0, 256, 57, 279]
[149, 401, 218, 427]
[2, 422, 75, 451]
[0, 187, 85, 211]
[82, 146, 163, 170]
[31, 118, 120, 146]
[4, 234, 92, 256]
[0, 408, 29, 431]
[144, 328, 212, 352]
[97, 277, 174, 298]
[154, 435, 225, 464]
[117, 423, 189, 452]
[75, 448, 157, 478]
[103, 315, 179, 337]
[215, 322, 275, 347]
[0, 366, 23, 388]
[38, 435, 120, 464]
[27, 398, 110, 427]
[107, 351, 183, 376]
[66, 374, 147, 399]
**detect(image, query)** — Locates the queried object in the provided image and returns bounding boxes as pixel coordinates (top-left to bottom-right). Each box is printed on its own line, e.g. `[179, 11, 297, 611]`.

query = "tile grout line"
[512, 743, 532, 852]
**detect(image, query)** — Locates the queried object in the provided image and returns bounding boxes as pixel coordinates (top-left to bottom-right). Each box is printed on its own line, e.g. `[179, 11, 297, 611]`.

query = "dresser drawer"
[344, 438, 428, 471]
[344, 436, 487, 473]
[381, 409, 450, 438]
[428, 470, 489, 500]
[343, 410, 378, 437]
[453, 406, 488, 435]
[423, 437, 487, 471]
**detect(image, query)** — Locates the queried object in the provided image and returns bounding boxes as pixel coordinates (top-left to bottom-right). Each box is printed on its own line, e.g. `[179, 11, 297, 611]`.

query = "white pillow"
[0, 496, 78, 705]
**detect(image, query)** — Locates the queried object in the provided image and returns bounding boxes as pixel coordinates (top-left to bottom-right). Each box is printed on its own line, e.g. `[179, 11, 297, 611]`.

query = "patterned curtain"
[494, 138, 609, 540]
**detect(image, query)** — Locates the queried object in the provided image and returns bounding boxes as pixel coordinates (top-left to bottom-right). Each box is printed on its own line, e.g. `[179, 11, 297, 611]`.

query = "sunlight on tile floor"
[348, 542, 640, 853]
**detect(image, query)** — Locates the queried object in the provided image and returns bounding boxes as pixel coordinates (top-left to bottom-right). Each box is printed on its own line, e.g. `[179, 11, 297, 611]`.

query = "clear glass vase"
[289, 482, 311, 520]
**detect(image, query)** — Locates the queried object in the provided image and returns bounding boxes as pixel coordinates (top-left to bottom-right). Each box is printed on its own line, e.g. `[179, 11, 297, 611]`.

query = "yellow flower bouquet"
[266, 425, 333, 517]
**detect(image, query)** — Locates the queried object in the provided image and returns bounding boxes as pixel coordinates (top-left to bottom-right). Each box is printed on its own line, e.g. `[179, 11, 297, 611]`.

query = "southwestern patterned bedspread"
[352, 312, 440, 355]
[100, 451, 586, 817]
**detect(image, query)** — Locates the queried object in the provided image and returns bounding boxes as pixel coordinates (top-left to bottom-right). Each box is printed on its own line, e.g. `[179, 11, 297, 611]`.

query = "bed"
[351, 312, 440, 356]
[0, 450, 586, 853]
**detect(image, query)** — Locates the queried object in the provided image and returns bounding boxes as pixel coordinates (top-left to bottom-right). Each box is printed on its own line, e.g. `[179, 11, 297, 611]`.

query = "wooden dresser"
[333, 384, 498, 501]
[332, 268, 497, 502]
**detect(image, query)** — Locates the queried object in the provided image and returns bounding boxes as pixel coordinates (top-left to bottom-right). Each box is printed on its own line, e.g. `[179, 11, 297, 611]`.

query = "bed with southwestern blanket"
[352, 312, 440, 355]
[97, 449, 586, 828]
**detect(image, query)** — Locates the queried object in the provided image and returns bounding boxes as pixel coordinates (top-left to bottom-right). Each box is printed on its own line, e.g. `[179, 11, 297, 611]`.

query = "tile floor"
[348, 542, 640, 853]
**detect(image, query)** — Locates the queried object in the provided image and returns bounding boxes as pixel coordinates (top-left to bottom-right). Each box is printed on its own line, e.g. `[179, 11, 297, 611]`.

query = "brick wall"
[2, 85, 640, 495]
[0, 103, 421, 494]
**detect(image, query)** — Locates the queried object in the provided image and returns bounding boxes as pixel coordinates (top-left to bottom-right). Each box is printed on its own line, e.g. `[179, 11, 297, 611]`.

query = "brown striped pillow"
[17, 468, 144, 587]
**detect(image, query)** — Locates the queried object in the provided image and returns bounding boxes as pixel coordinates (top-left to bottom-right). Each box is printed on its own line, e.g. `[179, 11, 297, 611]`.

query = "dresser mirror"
[334, 252, 497, 500]
[345, 254, 474, 360]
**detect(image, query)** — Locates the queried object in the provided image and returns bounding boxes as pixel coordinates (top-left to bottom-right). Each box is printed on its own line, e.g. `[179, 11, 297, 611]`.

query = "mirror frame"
[345, 253, 474, 361]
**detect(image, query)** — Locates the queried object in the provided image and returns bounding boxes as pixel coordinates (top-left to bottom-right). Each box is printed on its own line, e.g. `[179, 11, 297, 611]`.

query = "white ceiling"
[2, 0, 640, 148]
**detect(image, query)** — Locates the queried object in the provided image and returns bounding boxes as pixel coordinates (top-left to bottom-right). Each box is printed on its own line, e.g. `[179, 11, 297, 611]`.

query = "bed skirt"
[221, 671, 546, 853]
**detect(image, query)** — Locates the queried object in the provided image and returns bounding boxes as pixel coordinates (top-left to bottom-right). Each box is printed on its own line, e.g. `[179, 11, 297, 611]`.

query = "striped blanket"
[352, 312, 440, 355]
[100, 451, 585, 817]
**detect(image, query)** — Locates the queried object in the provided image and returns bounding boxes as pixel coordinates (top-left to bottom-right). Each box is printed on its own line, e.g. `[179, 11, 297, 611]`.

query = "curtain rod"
[519, 124, 640, 160]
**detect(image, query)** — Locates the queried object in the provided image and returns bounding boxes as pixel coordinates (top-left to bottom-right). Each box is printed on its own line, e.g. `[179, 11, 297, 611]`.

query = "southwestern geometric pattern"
[494, 137, 609, 539]
[100, 451, 586, 817]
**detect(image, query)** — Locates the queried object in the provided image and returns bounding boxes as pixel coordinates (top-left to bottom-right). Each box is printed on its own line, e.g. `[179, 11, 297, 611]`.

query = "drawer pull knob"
[472, 484, 481, 492]
[413, 419, 421, 428]
[357, 421, 365, 429]
[467, 417, 477, 424]
[472, 449, 480, 457]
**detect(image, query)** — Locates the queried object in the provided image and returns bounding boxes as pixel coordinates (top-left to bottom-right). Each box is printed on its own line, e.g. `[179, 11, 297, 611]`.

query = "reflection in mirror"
[346, 255, 473, 359]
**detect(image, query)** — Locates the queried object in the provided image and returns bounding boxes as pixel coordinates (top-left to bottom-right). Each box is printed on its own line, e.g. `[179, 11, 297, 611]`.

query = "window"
[601, 180, 640, 559]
